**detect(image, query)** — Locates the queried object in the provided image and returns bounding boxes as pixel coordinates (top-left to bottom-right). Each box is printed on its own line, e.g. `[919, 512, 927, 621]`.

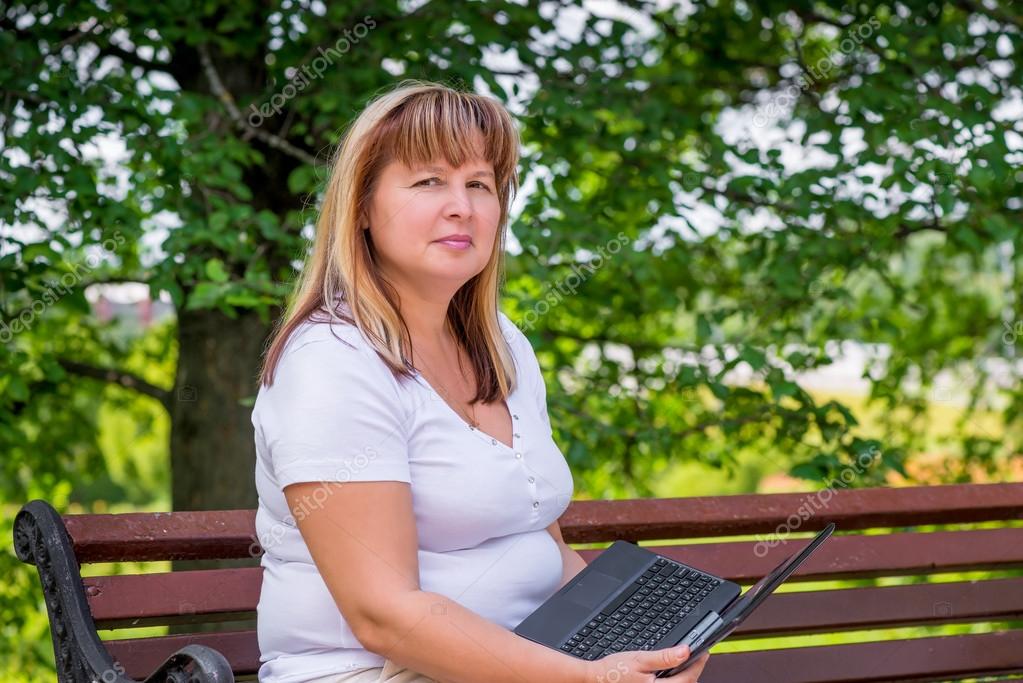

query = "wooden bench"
[15, 482, 1023, 682]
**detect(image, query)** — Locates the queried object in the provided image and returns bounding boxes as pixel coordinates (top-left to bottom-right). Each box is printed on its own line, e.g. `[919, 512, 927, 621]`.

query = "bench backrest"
[17, 482, 1023, 682]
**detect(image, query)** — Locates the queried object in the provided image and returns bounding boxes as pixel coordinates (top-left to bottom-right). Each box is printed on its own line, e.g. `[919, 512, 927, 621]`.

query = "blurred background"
[2, 0, 1021, 679]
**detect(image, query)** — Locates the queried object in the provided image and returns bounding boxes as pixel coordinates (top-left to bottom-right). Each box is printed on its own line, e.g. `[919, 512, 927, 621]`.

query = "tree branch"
[790, 8, 856, 30]
[197, 43, 319, 167]
[57, 358, 172, 410]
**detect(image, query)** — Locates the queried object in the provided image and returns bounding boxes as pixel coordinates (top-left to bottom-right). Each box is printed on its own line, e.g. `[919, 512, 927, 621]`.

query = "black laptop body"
[514, 523, 835, 678]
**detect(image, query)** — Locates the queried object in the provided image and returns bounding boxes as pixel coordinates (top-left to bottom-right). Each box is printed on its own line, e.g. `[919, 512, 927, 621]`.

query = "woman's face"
[365, 137, 501, 299]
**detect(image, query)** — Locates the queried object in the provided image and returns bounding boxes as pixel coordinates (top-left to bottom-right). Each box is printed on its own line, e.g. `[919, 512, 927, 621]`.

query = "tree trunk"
[168, 307, 271, 635]
[171, 307, 270, 511]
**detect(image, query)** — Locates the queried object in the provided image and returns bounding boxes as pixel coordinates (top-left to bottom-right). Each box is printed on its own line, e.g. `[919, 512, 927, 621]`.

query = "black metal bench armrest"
[14, 500, 235, 683]
[141, 644, 234, 683]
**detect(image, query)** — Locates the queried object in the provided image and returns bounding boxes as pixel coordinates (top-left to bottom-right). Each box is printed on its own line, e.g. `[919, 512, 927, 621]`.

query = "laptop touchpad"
[565, 571, 621, 610]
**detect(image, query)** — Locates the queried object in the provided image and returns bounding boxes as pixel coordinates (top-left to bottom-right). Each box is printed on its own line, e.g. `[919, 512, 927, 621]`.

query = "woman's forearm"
[558, 544, 590, 589]
[364, 589, 587, 683]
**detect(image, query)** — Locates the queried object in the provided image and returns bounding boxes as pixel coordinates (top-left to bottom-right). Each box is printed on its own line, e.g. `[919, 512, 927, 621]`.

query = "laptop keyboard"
[559, 557, 721, 660]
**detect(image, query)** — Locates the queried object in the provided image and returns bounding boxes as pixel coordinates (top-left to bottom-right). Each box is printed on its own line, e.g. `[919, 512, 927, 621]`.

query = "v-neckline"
[413, 370, 516, 450]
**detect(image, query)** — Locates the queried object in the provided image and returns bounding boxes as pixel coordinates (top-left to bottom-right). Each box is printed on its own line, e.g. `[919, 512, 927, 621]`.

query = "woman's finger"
[631, 643, 693, 673]
[663, 651, 710, 681]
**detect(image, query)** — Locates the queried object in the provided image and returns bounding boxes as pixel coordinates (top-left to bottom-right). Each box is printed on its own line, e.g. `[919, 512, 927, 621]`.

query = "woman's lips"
[434, 238, 472, 250]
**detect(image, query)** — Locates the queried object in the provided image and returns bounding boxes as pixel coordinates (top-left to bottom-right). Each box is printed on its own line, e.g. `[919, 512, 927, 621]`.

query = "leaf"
[186, 282, 228, 311]
[739, 346, 767, 371]
[205, 258, 229, 283]
[708, 382, 729, 400]
[288, 165, 316, 194]
[696, 314, 712, 342]
[790, 463, 825, 481]
[769, 378, 799, 399]
[7, 375, 29, 402]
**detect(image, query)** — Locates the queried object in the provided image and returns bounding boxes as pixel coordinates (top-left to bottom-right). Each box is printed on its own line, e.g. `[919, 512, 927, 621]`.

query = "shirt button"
[532, 501, 539, 509]
[514, 433, 520, 438]
[513, 414, 520, 420]
[528, 476, 535, 484]
[515, 452, 522, 459]
[491, 438, 497, 445]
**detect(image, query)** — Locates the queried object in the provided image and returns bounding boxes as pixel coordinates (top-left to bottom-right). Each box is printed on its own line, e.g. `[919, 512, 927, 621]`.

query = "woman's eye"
[414, 178, 491, 191]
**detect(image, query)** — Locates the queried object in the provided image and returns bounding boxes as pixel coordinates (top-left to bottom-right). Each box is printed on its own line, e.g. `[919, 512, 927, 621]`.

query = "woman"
[252, 80, 710, 683]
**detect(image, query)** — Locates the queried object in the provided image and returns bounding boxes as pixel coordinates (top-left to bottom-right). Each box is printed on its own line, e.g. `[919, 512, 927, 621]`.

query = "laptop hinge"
[679, 611, 723, 648]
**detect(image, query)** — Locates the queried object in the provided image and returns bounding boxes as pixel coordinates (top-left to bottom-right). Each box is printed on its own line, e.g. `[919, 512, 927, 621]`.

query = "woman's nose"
[443, 186, 473, 218]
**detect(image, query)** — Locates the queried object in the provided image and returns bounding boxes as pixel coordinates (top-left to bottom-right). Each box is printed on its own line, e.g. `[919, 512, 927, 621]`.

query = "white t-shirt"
[252, 308, 575, 683]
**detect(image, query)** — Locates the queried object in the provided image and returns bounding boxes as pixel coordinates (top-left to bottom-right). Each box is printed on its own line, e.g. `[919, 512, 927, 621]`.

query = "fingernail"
[676, 645, 689, 657]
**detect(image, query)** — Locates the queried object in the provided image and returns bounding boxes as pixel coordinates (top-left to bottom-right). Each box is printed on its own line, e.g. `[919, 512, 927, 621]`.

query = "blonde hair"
[258, 79, 521, 406]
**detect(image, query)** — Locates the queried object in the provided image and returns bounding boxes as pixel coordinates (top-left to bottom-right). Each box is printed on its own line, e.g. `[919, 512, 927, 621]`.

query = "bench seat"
[16, 482, 1023, 682]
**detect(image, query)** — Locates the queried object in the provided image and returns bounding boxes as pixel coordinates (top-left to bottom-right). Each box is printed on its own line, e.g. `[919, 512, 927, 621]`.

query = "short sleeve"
[500, 314, 553, 436]
[258, 332, 411, 488]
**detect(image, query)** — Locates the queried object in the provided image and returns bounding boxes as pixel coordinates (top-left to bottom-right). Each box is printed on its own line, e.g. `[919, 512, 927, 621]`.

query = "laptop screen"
[655, 523, 836, 679]
[718, 522, 836, 631]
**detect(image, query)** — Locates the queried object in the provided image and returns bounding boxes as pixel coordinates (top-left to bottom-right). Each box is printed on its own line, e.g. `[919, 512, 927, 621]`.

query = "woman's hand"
[581, 645, 710, 682]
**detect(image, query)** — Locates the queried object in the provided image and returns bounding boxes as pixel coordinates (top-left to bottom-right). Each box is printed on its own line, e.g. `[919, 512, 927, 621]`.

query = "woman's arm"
[287, 481, 588, 683]
[547, 520, 589, 589]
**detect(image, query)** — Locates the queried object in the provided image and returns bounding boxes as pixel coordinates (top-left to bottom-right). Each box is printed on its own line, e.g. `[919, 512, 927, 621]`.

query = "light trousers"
[304, 658, 438, 683]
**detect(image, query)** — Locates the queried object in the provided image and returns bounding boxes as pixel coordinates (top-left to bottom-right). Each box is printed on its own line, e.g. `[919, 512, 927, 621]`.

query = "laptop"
[514, 523, 835, 677]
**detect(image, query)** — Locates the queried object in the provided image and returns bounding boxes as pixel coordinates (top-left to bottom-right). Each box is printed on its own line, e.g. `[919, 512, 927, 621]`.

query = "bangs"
[371, 89, 518, 191]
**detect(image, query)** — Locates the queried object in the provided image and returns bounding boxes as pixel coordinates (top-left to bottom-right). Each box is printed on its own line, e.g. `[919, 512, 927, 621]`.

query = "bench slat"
[64, 483, 1023, 563]
[87, 566, 1023, 639]
[87, 567, 260, 629]
[66, 509, 256, 563]
[105, 630, 259, 680]
[103, 630, 1023, 683]
[578, 528, 1023, 582]
[564, 482, 1023, 543]
[733, 577, 1023, 638]
[90, 573, 1023, 641]
[85, 532, 1023, 627]
[703, 630, 1023, 682]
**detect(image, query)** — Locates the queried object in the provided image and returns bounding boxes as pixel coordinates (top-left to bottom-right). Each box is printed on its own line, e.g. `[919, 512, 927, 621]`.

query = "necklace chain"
[415, 348, 480, 429]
